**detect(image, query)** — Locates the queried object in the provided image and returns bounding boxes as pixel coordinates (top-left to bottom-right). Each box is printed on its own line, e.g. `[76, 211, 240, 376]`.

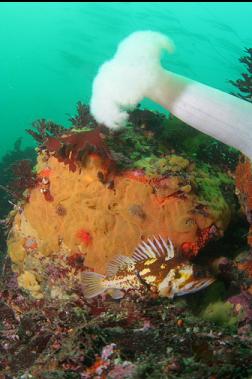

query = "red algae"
[123, 169, 149, 183]
[45, 127, 113, 172]
[181, 225, 219, 258]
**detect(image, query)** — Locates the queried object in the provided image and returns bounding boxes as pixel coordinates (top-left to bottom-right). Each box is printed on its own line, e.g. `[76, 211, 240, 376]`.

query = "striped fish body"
[103, 272, 142, 292]
[82, 255, 143, 299]
[82, 235, 215, 299]
[131, 236, 214, 298]
[135, 257, 214, 298]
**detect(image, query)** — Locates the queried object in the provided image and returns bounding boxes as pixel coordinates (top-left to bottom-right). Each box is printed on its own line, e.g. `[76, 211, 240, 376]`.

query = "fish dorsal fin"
[106, 255, 135, 278]
[132, 235, 175, 262]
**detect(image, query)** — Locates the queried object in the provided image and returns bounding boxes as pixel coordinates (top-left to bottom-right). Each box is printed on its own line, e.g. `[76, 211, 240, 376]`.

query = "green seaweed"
[134, 154, 189, 176]
[201, 301, 238, 327]
[192, 162, 236, 211]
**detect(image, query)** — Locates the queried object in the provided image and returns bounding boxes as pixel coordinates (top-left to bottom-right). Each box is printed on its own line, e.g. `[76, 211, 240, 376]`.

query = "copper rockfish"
[82, 236, 215, 299]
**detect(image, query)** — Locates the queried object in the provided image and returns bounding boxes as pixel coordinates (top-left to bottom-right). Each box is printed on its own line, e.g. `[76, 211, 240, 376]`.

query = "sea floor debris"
[0, 257, 252, 379]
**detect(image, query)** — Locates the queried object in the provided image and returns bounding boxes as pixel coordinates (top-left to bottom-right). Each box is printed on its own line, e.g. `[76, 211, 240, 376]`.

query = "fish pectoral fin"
[107, 288, 125, 300]
[176, 277, 215, 296]
[81, 271, 106, 299]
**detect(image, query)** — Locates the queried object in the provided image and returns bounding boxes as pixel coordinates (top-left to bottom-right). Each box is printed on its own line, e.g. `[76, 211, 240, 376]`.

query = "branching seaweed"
[45, 127, 113, 172]
[0, 140, 36, 252]
[8, 159, 37, 198]
[26, 119, 67, 144]
[229, 48, 252, 103]
[68, 101, 97, 129]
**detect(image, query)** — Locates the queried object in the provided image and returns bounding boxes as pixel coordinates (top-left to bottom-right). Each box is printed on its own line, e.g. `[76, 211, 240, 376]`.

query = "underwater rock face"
[7, 144, 233, 299]
[235, 156, 252, 246]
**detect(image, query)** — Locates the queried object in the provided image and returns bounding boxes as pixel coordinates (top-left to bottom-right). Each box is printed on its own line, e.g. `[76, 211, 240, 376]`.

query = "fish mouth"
[176, 277, 215, 297]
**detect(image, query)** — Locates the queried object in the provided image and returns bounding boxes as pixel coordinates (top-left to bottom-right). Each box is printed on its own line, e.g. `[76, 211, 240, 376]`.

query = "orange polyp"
[23, 236, 38, 252]
[89, 153, 101, 160]
[38, 167, 52, 178]
[181, 241, 199, 258]
[76, 229, 92, 246]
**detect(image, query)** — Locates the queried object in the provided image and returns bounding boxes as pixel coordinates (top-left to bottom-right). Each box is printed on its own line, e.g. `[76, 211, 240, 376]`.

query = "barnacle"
[128, 204, 146, 220]
[55, 203, 67, 217]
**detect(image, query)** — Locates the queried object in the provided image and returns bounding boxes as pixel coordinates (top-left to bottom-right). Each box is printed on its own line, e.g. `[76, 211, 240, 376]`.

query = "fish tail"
[82, 271, 106, 299]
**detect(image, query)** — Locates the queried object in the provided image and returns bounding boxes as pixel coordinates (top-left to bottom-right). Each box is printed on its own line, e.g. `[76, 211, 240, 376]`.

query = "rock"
[6, 120, 235, 299]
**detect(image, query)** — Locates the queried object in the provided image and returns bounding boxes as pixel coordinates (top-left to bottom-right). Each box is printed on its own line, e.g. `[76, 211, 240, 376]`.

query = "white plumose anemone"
[90, 31, 252, 160]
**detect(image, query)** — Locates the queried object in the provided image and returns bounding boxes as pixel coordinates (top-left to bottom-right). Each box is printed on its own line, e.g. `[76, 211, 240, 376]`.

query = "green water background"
[0, 2, 251, 158]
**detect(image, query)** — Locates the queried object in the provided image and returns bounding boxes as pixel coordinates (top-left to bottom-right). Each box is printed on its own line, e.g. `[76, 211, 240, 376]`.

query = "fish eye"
[174, 270, 181, 279]
[193, 268, 205, 278]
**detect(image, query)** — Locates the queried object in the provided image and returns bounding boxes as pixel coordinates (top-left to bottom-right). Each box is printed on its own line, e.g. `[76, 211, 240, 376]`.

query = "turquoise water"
[0, 2, 251, 157]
